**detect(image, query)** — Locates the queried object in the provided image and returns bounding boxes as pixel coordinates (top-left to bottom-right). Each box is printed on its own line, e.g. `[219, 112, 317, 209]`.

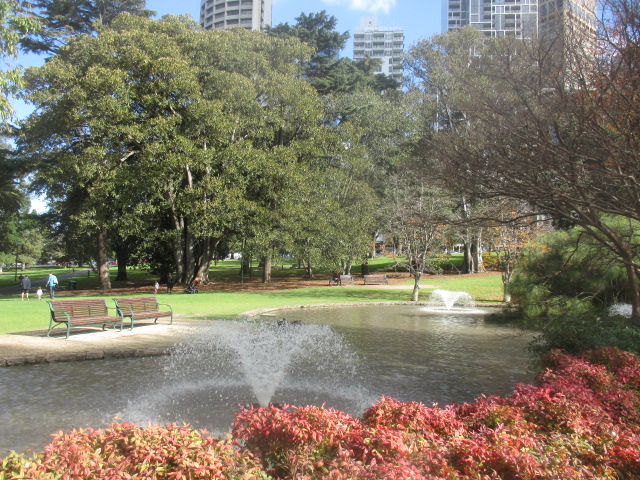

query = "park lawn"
[0, 287, 411, 335]
[424, 273, 505, 303]
[0, 272, 504, 335]
[0, 266, 78, 289]
[0, 254, 503, 335]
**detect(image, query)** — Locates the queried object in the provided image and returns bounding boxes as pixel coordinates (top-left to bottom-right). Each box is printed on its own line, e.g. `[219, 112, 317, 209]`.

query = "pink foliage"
[2, 347, 640, 479]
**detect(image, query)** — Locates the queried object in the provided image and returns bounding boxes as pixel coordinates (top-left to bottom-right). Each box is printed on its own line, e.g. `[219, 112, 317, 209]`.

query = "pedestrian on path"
[45, 273, 58, 299]
[19, 275, 31, 301]
[166, 274, 174, 294]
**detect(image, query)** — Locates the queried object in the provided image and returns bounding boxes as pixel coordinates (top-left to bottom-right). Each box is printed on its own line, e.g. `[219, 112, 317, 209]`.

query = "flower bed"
[2, 347, 639, 479]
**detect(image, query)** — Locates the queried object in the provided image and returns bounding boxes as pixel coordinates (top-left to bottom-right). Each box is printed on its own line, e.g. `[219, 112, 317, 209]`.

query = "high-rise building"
[200, 0, 272, 31]
[446, 0, 596, 45]
[353, 17, 404, 82]
[447, 0, 538, 38]
[538, 0, 596, 46]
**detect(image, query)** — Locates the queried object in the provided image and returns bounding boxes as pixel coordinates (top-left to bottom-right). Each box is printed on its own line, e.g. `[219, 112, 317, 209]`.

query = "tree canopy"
[407, 0, 640, 315]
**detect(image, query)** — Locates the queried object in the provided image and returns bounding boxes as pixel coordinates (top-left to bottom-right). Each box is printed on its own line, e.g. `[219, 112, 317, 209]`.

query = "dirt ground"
[68, 271, 419, 296]
[68, 271, 500, 296]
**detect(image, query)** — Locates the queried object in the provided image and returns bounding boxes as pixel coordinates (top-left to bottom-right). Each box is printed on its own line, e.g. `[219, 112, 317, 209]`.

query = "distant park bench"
[328, 275, 354, 286]
[47, 299, 124, 338]
[113, 296, 173, 329]
[363, 275, 389, 285]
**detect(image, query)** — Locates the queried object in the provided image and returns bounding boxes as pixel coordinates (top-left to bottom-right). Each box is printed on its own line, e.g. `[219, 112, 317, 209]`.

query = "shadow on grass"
[262, 287, 413, 302]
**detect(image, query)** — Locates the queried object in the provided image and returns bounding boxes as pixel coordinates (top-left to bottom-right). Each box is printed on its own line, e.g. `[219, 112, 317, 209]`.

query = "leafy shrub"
[3, 348, 640, 479]
[511, 228, 630, 316]
[529, 309, 640, 357]
[0, 423, 269, 480]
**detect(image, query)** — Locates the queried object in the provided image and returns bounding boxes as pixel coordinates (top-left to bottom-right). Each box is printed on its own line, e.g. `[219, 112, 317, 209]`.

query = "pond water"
[0, 305, 536, 454]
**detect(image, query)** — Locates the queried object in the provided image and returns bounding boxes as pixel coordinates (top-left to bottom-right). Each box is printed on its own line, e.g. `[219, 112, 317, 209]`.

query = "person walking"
[45, 273, 58, 299]
[166, 274, 174, 294]
[19, 274, 31, 301]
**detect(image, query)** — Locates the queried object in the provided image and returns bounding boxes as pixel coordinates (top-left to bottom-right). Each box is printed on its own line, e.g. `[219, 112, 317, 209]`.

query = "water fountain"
[609, 303, 632, 317]
[425, 289, 480, 312]
[0, 306, 536, 453]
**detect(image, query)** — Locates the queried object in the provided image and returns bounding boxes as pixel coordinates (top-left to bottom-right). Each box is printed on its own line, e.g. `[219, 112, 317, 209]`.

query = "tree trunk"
[262, 255, 272, 283]
[411, 272, 422, 301]
[502, 263, 513, 302]
[302, 259, 313, 277]
[462, 242, 473, 273]
[170, 214, 186, 284]
[503, 282, 512, 303]
[183, 228, 195, 285]
[471, 235, 484, 272]
[195, 237, 218, 283]
[96, 226, 111, 290]
[241, 257, 251, 277]
[343, 260, 352, 275]
[624, 262, 640, 319]
[114, 241, 129, 281]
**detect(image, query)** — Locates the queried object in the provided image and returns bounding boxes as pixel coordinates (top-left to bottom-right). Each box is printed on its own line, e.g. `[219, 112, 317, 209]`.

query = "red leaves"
[3, 347, 640, 479]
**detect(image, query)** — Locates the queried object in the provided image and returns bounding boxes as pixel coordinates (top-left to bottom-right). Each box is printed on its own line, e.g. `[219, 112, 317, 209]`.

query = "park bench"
[363, 274, 389, 285]
[328, 275, 354, 286]
[113, 296, 173, 329]
[47, 299, 124, 338]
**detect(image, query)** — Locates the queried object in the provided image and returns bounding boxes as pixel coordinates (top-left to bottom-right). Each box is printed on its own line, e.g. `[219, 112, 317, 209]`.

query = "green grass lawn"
[0, 256, 504, 335]
[0, 266, 80, 289]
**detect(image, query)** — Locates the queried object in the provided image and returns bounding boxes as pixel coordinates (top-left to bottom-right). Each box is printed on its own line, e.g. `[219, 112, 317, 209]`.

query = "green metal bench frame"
[113, 296, 173, 330]
[47, 299, 124, 338]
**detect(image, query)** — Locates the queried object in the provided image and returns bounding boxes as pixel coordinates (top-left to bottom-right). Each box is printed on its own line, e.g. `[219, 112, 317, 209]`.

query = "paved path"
[0, 318, 196, 367]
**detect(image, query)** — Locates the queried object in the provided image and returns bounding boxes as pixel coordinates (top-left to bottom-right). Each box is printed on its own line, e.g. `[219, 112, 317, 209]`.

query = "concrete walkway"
[0, 318, 196, 367]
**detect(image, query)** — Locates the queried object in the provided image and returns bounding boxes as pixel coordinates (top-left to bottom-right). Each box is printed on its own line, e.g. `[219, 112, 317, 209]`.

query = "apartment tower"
[538, 0, 597, 51]
[200, 0, 272, 31]
[353, 17, 404, 82]
[447, 0, 538, 37]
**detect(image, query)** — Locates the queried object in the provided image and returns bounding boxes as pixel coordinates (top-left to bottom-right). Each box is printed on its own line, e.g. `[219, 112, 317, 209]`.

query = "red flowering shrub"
[1, 423, 269, 479]
[3, 347, 640, 479]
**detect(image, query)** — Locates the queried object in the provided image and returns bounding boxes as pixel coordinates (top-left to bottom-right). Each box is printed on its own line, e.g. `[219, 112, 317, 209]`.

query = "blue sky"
[14, 0, 444, 118]
[147, 0, 445, 52]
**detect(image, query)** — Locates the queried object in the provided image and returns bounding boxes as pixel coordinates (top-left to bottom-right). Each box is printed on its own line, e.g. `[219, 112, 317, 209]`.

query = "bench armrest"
[157, 303, 173, 313]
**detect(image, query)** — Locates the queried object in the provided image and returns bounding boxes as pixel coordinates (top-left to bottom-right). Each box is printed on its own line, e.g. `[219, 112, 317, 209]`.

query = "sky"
[146, 0, 445, 52]
[14, 0, 445, 119]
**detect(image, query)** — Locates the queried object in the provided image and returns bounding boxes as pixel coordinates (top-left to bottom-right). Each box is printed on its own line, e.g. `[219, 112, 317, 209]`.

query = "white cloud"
[323, 0, 397, 14]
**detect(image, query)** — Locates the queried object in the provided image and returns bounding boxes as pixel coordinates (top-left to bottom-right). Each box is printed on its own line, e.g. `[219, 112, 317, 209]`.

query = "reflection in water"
[0, 305, 536, 454]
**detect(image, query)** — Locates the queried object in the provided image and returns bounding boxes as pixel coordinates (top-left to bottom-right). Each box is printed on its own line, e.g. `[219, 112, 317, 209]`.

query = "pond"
[0, 304, 536, 454]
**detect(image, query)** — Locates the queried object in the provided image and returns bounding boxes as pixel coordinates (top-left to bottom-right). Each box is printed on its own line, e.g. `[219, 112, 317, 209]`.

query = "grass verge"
[0, 259, 504, 335]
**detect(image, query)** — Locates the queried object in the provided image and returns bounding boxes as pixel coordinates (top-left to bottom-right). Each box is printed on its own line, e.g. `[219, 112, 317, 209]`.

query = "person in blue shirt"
[45, 273, 58, 299]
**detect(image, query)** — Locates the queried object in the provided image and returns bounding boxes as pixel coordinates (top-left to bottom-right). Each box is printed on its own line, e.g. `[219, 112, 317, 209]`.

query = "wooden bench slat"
[363, 275, 389, 285]
[113, 296, 173, 329]
[48, 299, 124, 338]
[328, 275, 354, 286]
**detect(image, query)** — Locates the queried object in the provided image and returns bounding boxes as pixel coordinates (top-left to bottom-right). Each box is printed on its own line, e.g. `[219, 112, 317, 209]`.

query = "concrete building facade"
[353, 17, 404, 82]
[447, 0, 538, 38]
[200, 0, 272, 31]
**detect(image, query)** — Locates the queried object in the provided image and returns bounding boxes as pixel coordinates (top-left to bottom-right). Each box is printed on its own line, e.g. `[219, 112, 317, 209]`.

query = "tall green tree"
[266, 10, 398, 95]
[20, 0, 153, 54]
[20, 15, 353, 287]
[0, 0, 39, 120]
